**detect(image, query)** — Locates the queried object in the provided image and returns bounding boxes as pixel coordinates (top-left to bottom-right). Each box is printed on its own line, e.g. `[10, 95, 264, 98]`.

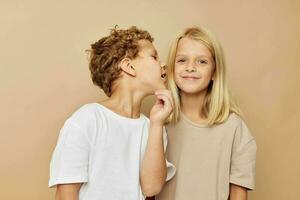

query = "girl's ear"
[211, 71, 215, 81]
[119, 58, 136, 77]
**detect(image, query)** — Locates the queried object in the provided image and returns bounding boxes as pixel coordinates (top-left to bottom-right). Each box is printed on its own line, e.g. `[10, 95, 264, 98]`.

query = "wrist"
[150, 121, 164, 129]
[149, 120, 164, 128]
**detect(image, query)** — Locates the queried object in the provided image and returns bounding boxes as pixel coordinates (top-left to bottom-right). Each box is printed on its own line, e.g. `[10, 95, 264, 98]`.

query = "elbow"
[141, 182, 165, 197]
[140, 168, 167, 197]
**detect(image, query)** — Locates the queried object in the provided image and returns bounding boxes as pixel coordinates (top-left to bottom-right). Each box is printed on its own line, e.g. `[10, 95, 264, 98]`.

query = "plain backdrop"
[1, 0, 299, 199]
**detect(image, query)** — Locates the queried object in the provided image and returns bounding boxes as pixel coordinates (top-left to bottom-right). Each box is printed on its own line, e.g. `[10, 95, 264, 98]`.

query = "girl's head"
[167, 27, 241, 125]
[88, 26, 166, 97]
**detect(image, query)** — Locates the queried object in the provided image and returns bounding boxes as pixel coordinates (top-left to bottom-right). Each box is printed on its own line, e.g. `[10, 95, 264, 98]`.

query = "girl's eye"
[177, 59, 186, 63]
[197, 59, 208, 64]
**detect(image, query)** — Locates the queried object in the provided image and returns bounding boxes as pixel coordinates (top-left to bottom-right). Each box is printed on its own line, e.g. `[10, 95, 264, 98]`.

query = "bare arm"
[140, 89, 173, 197]
[140, 123, 167, 196]
[55, 183, 82, 200]
[229, 184, 247, 200]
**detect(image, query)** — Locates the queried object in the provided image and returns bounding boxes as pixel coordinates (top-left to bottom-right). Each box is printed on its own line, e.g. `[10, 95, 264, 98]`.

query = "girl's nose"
[186, 63, 196, 72]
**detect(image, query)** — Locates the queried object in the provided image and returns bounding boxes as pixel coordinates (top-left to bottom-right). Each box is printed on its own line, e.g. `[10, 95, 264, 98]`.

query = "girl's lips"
[181, 76, 200, 80]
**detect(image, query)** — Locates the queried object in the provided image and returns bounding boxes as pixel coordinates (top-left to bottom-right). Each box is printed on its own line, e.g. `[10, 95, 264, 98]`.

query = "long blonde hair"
[167, 27, 242, 126]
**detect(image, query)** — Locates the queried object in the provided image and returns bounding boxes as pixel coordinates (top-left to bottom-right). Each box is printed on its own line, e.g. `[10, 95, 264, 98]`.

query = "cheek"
[139, 60, 162, 82]
[174, 64, 183, 81]
[201, 66, 215, 81]
[148, 68, 161, 82]
[201, 70, 212, 81]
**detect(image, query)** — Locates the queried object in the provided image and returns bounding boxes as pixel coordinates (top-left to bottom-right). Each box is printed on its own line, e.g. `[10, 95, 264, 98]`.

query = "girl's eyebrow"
[176, 54, 209, 58]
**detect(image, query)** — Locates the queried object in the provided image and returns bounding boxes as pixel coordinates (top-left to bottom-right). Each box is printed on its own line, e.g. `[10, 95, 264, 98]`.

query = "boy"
[48, 26, 176, 200]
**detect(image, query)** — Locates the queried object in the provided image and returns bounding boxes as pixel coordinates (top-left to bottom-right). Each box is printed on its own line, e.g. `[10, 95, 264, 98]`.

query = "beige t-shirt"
[157, 113, 257, 200]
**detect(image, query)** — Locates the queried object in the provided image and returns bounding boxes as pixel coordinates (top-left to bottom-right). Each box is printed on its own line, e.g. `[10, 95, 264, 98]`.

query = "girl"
[157, 27, 257, 200]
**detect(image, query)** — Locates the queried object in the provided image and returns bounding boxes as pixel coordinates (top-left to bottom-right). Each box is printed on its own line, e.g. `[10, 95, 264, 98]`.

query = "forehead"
[138, 39, 156, 53]
[176, 37, 211, 57]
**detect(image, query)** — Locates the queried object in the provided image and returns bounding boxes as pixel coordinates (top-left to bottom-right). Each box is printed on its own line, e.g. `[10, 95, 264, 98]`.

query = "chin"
[154, 82, 167, 90]
[178, 85, 204, 94]
[146, 86, 159, 95]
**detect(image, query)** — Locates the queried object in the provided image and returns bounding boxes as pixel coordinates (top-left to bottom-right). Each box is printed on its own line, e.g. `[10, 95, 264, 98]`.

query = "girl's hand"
[150, 89, 174, 126]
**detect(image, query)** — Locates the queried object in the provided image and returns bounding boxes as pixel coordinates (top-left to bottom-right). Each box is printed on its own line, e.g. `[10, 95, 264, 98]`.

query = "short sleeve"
[163, 126, 176, 181]
[230, 119, 257, 190]
[48, 119, 90, 188]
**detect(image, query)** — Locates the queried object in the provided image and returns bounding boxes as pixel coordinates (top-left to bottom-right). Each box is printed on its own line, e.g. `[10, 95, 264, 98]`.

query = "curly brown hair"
[88, 26, 154, 97]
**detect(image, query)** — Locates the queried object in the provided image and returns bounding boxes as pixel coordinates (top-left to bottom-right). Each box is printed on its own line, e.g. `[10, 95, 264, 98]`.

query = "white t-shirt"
[49, 103, 176, 200]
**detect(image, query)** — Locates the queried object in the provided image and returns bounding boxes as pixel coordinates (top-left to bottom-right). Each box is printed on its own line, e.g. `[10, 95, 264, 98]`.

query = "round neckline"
[180, 112, 209, 128]
[93, 102, 145, 122]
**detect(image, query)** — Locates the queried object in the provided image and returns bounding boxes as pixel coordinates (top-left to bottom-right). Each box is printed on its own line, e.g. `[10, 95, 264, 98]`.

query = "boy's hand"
[150, 89, 174, 126]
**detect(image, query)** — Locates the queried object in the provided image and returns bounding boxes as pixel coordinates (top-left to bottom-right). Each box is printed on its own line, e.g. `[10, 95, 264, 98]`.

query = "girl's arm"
[55, 183, 82, 200]
[229, 184, 247, 200]
[140, 89, 173, 197]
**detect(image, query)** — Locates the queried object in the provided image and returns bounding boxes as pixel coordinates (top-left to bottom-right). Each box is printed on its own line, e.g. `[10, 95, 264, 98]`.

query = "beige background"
[1, 0, 299, 199]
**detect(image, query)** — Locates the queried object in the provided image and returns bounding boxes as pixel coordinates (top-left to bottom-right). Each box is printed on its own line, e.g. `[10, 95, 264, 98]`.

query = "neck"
[101, 82, 147, 119]
[180, 89, 208, 122]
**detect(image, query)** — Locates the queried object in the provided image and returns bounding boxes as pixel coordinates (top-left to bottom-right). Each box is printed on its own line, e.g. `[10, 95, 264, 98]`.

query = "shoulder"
[64, 103, 106, 131]
[68, 103, 99, 121]
[226, 113, 249, 130]
[55, 104, 101, 145]
[59, 103, 107, 141]
[227, 113, 255, 145]
[226, 112, 243, 127]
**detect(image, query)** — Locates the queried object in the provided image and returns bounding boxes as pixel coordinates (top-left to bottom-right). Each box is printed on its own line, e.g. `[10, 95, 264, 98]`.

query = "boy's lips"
[161, 73, 167, 79]
[161, 73, 167, 82]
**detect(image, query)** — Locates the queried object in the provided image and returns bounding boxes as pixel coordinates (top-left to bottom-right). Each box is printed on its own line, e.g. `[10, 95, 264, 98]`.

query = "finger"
[155, 91, 174, 108]
[156, 94, 173, 110]
[156, 93, 174, 109]
[155, 89, 172, 100]
[156, 95, 172, 111]
[154, 95, 164, 105]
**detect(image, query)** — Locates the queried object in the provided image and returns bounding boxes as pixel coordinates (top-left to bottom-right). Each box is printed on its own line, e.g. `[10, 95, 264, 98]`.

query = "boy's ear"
[119, 58, 136, 77]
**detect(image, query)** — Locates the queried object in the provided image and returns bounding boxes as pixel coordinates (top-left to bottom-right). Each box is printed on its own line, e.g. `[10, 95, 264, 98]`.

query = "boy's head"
[88, 26, 166, 97]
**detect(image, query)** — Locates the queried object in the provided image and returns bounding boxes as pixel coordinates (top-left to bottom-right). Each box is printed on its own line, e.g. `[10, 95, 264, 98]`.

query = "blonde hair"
[167, 27, 242, 126]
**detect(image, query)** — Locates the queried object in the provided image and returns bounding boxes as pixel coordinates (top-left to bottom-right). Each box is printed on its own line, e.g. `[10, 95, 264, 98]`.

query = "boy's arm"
[55, 183, 82, 200]
[140, 123, 167, 197]
[140, 89, 173, 197]
[229, 184, 248, 200]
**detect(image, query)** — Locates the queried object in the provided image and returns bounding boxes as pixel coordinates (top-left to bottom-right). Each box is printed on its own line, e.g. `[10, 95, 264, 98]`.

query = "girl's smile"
[174, 37, 215, 94]
[180, 74, 201, 81]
